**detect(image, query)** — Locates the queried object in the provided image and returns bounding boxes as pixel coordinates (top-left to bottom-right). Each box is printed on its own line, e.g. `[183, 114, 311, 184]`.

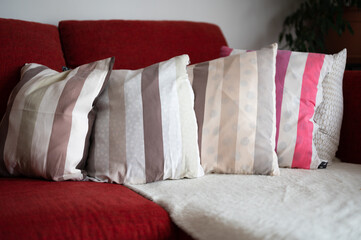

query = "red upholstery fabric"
[0, 18, 65, 118]
[336, 70, 361, 164]
[0, 178, 188, 240]
[59, 20, 227, 69]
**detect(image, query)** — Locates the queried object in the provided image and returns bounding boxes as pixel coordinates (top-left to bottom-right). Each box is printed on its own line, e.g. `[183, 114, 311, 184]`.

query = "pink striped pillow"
[221, 46, 333, 169]
[0, 57, 114, 180]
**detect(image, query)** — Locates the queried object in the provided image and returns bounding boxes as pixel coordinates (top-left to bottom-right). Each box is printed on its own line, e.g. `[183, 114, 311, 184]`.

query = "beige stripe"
[108, 70, 127, 183]
[235, 52, 258, 173]
[217, 54, 240, 173]
[201, 59, 224, 173]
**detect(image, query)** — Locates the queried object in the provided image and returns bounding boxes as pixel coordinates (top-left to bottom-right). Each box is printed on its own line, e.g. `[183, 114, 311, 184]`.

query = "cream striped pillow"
[188, 44, 279, 175]
[0, 57, 114, 181]
[87, 55, 204, 184]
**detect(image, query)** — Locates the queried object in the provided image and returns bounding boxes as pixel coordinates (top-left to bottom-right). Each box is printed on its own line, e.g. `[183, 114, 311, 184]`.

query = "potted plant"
[279, 0, 361, 65]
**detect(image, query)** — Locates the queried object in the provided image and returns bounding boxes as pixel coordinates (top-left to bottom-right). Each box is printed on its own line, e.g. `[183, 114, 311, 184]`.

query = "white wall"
[0, 0, 302, 49]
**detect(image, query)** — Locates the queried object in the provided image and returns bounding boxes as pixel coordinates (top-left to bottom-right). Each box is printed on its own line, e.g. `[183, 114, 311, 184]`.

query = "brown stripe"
[192, 61, 209, 160]
[108, 71, 127, 183]
[141, 63, 164, 183]
[46, 62, 97, 180]
[0, 66, 47, 176]
[217, 55, 240, 172]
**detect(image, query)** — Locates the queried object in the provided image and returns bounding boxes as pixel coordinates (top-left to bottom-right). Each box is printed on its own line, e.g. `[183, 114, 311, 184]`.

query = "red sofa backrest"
[0, 18, 66, 118]
[0, 18, 65, 176]
[336, 70, 361, 164]
[58, 20, 227, 69]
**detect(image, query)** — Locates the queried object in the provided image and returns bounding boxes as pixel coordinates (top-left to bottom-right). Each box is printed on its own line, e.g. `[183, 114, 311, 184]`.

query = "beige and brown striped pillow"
[87, 55, 204, 184]
[188, 44, 280, 175]
[0, 57, 114, 181]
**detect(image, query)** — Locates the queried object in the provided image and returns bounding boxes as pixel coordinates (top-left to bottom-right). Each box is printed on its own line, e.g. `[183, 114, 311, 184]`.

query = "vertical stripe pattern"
[277, 53, 308, 167]
[217, 55, 240, 172]
[191, 44, 279, 175]
[0, 66, 48, 176]
[0, 58, 114, 180]
[109, 71, 128, 183]
[254, 47, 278, 174]
[87, 55, 204, 184]
[47, 63, 96, 179]
[225, 47, 334, 169]
[196, 59, 223, 171]
[275, 50, 291, 148]
[292, 54, 325, 168]
[141, 63, 164, 183]
[124, 70, 146, 183]
[192, 62, 209, 159]
[158, 59, 182, 178]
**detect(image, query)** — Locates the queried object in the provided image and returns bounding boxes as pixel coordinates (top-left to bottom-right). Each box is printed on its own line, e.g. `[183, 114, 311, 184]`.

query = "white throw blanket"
[127, 161, 361, 240]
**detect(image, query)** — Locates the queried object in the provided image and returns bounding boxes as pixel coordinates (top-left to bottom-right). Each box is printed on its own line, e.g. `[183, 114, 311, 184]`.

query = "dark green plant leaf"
[278, 0, 359, 52]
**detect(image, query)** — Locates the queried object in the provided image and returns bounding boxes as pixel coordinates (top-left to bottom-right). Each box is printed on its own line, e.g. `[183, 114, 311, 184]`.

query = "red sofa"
[0, 18, 360, 240]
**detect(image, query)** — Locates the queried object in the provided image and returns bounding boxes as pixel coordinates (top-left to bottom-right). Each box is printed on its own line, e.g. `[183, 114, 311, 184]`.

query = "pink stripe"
[275, 50, 291, 151]
[292, 53, 325, 169]
[220, 46, 233, 57]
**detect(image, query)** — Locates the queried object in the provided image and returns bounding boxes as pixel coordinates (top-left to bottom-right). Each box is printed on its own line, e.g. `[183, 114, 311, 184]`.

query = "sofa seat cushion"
[0, 178, 178, 240]
[59, 20, 227, 70]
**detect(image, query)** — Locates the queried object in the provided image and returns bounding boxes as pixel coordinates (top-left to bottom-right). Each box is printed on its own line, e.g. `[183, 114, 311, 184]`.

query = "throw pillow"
[87, 55, 204, 184]
[188, 44, 280, 175]
[221, 46, 337, 169]
[0, 57, 114, 180]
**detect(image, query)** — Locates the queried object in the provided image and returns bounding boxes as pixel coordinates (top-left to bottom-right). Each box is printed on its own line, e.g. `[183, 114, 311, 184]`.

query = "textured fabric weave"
[0, 18, 65, 119]
[221, 46, 334, 169]
[314, 49, 347, 164]
[0, 178, 180, 240]
[59, 20, 228, 69]
[128, 161, 361, 240]
[189, 44, 279, 175]
[0, 58, 114, 180]
[87, 55, 204, 184]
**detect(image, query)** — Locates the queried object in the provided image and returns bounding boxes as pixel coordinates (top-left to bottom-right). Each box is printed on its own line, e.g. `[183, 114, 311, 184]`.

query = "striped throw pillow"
[87, 55, 204, 184]
[0, 57, 114, 180]
[188, 44, 280, 175]
[221, 46, 334, 169]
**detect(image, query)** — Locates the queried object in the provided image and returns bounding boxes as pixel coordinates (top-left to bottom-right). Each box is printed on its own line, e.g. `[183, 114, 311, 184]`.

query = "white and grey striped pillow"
[0, 57, 114, 181]
[87, 55, 204, 184]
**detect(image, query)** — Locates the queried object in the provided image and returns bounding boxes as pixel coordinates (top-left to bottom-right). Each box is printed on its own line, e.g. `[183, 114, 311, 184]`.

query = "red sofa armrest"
[336, 70, 361, 164]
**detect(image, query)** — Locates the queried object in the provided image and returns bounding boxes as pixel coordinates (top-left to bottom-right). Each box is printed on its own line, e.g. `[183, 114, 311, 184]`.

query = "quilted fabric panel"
[314, 49, 347, 164]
